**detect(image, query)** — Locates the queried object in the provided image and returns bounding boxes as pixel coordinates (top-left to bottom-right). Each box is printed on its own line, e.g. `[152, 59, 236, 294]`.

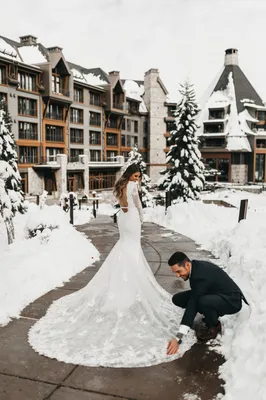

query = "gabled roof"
[213, 65, 264, 113]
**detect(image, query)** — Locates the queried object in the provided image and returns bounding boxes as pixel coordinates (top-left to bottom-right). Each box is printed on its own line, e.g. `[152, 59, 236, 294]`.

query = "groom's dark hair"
[168, 252, 190, 267]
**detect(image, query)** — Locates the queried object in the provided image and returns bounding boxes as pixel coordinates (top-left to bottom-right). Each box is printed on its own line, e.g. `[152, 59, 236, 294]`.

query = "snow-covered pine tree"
[158, 81, 205, 202]
[0, 102, 26, 243]
[0, 101, 25, 215]
[125, 145, 154, 207]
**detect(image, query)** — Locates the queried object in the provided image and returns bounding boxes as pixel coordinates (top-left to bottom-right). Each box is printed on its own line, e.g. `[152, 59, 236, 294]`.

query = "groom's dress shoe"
[196, 321, 222, 341]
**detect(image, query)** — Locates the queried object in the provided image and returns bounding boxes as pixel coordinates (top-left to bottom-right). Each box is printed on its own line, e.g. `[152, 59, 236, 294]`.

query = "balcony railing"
[70, 136, 84, 144]
[19, 84, 37, 92]
[106, 140, 118, 147]
[45, 133, 64, 142]
[19, 131, 38, 140]
[19, 155, 38, 164]
[68, 155, 84, 163]
[89, 138, 101, 145]
[52, 88, 70, 97]
[39, 155, 61, 164]
[113, 102, 123, 110]
[18, 108, 37, 117]
[90, 119, 101, 126]
[0, 76, 7, 85]
[74, 95, 83, 103]
[46, 112, 64, 120]
[70, 117, 84, 124]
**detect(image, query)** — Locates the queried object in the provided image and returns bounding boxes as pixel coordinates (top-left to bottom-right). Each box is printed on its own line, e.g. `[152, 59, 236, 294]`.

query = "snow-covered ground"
[0, 202, 99, 326]
[144, 189, 266, 400]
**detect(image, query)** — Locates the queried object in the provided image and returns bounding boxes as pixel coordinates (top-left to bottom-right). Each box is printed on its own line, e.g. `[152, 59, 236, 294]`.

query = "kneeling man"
[167, 252, 248, 355]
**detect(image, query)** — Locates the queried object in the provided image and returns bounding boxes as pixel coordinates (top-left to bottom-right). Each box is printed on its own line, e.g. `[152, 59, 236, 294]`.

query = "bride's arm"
[132, 183, 143, 223]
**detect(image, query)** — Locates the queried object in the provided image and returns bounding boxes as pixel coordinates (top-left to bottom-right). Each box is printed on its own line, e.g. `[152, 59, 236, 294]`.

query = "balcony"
[70, 117, 84, 124]
[19, 131, 38, 140]
[18, 108, 37, 117]
[90, 119, 101, 126]
[113, 102, 123, 110]
[52, 88, 70, 97]
[46, 112, 64, 121]
[89, 156, 124, 169]
[19, 155, 39, 164]
[45, 133, 64, 142]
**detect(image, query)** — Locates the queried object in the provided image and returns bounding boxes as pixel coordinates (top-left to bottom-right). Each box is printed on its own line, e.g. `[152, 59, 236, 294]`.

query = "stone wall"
[144, 69, 167, 183]
[231, 165, 248, 184]
[28, 168, 44, 195]
[55, 154, 67, 196]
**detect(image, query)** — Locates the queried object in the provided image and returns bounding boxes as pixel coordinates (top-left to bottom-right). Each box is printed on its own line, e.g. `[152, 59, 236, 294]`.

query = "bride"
[28, 164, 195, 367]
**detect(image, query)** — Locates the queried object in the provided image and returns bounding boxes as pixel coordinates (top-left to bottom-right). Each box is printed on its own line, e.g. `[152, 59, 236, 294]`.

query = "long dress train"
[28, 182, 195, 367]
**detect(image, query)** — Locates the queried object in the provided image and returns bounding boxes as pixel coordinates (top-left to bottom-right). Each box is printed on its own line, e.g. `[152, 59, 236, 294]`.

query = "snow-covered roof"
[0, 38, 18, 61]
[18, 45, 47, 65]
[123, 79, 147, 113]
[243, 103, 266, 111]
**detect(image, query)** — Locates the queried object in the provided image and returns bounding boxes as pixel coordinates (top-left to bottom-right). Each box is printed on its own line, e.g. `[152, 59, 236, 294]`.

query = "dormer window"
[209, 108, 225, 120]
[204, 122, 224, 134]
[257, 111, 266, 121]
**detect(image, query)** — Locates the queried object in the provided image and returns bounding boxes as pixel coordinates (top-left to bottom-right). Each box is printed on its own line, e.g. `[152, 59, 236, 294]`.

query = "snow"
[71, 67, 107, 87]
[123, 79, 148, 113]
[18, 45, 47, 65]
[144, 189, 266, 400]
[0, 202, 99, 326]
[0, 38, 18, 61]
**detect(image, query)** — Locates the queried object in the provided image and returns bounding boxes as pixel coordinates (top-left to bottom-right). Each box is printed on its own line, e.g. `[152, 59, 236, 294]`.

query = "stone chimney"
[144, 68, 159, 77]
[109, 71, 120, 77]
[47, 46, 63, 53]
[224, 48, 239, 66]
[19, 35, 37, 46]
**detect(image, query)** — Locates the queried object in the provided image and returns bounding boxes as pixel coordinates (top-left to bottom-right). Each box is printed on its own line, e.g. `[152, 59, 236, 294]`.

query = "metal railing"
[19, 156, 38, 164]
[19, 131, 38, 140]
[45, 133, 64, 142]
[113, 102, 123, 110]
[70, 117, 84, 124]
[52, 88, 70, 97]
[90, 119, 101, 126]
[46, 112, 64, 120]
[18, 108, 37, 117]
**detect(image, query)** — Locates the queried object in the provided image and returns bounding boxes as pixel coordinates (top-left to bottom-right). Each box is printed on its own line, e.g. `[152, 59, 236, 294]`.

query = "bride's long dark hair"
[113, 163, 141, 199]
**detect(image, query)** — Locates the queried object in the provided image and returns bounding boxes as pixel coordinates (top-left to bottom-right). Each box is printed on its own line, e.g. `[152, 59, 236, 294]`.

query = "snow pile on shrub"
[0, 203, 99, 326]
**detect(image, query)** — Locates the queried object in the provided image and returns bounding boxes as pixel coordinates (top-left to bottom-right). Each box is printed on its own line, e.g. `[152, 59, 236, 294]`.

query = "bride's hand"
[167, 338, 179, 355]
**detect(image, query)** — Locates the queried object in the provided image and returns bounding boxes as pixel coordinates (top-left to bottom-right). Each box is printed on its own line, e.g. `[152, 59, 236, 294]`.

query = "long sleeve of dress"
[132, 184, 143, 223]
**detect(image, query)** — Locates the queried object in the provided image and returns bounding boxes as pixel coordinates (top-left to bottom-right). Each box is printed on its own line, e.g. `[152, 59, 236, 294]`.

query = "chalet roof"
[213, 65, 264, 113]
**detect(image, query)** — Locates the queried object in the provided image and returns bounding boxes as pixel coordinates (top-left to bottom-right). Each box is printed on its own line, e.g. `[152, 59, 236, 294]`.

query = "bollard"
[69, 194, 74, 224]
[96, 199, 99, 210]
[238, 199, 248, 222]
[165, 190, 172, 211]
[79, 199, 82, 210]
[92, 200, 96, 218]
[36, 195, 40, 206]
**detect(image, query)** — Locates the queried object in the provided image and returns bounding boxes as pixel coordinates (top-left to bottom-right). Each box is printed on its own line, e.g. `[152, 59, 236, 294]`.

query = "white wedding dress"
[28, 181, 195, 367]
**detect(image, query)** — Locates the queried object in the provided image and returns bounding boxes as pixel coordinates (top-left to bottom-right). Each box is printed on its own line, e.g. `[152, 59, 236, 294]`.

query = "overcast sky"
[2, 0, 266, 102]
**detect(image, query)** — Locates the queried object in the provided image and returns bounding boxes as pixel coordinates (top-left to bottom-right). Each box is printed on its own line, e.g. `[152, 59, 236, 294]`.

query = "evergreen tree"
[125, 145, 154, 207]
[158, 81, 205, 202]
[0, 101, 25, 215]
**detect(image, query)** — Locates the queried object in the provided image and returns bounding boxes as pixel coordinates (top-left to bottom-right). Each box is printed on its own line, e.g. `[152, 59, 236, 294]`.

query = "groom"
[166, 252, 248, 355]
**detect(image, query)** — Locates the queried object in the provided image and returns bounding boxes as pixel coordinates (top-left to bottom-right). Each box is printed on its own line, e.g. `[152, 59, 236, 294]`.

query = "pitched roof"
[213, 65, 264, 113]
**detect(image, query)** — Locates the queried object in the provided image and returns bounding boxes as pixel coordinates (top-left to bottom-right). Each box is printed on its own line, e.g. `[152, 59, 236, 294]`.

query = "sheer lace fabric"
[28, 181, 195, 367]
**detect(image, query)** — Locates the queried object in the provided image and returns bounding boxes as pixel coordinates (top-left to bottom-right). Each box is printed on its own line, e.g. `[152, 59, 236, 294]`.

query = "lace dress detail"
[28, 181, 195, 367]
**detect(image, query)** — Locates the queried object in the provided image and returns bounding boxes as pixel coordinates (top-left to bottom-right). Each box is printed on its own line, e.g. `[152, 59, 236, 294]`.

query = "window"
[166, 121, 175, 132]
[18, 71, 36, 92]
[143, 137, 148, 148]
[255, 154, 265, 182]
[134, 121, 138, 133]
[74, 86, 83, 103]
[126, 135, 131, 147]
[0, 65, 7, 84]
[46, 147, 64, 162]
[69, 148, 84, 162]
[107, 150, 118, 160]
[106, 133, 118, 146]
[46, 125, 64, 142]
[257, 111, 266, 121]
[204, 123, 224, 134]
[18, 146, 38, 164]
[121, 119, 125, 130]
[167, 106, 176, 117]
[46, 104, 64, 120]
[143, 121, 148, 134]
[20, 172, 28, 193]
[121, 135, 125, 146]
[121, 151, 128, 160]
[90, 92, 100, 106]
[126, 119, 131, 132]
[90, 150, 101, 162]
[0, 92, 7, 102]
[52, 74, 69, 96]
[70, 128, 83, 144]
[90, 112, 101, 126]
[209, 109, 225, 120]
[89, 131, 101, 145]
[203, 138, 225, 147]
[257, 139, 266, 149]
[107, 116, 118, 129]
[19, 122, 38, 140]
[70, 108, 83, 124]
[131, 136, 138, 147]
[18, 97, 37, 116]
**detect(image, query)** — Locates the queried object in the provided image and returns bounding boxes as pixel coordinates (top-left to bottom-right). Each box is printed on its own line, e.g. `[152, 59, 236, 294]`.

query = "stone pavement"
[0, 216, 224, 400]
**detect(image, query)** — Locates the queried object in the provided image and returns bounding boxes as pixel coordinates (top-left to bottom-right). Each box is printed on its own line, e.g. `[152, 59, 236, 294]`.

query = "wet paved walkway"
[0, 216, 224, 400]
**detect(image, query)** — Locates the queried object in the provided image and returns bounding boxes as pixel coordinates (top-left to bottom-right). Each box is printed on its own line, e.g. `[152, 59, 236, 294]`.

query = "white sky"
[2, 0, 266, 102]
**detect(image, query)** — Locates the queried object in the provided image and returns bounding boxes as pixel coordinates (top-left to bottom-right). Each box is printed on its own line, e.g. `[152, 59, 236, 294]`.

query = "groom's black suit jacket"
[181, 260, 247, 328]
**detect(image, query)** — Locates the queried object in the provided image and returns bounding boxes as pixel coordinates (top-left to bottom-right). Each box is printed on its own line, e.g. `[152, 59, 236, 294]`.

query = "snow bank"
[145, 194, 266, 400]
[0, 203, 99, 326]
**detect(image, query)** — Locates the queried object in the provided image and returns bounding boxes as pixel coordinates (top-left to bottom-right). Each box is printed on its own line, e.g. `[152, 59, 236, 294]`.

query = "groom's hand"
[167, 338, 179, 355]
